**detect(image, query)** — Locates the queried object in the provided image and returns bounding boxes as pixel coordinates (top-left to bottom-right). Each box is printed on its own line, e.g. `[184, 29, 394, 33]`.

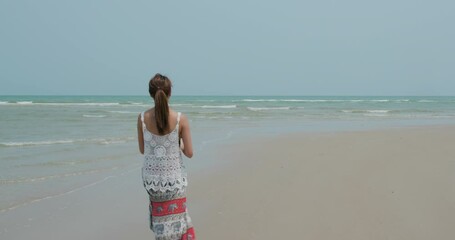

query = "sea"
[0, 95, 454, 213]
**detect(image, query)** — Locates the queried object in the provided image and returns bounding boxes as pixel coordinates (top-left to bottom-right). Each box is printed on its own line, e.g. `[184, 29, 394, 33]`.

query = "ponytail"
[154, 89, 169, 134]
[148, 73, 172, 135]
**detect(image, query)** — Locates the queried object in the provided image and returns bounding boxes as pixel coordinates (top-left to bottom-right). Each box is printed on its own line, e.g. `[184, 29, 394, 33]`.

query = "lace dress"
[141, 111, 195, 240]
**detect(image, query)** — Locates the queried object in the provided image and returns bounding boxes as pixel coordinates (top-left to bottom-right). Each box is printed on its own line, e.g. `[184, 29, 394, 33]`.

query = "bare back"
[137, 108, 193, 158]
[142, 108, 180, 136]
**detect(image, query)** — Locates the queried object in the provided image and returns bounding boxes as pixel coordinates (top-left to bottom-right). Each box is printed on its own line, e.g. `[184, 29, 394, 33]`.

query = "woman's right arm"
[179, 114, 193, 158]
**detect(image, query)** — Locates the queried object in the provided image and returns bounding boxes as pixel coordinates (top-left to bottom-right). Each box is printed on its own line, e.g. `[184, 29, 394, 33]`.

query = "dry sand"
[191, 125, 455, 239]
[1, 125, 454, 239]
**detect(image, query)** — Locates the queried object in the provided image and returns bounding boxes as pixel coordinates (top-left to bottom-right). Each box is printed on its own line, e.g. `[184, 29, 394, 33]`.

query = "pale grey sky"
[0, 0, 454, 95]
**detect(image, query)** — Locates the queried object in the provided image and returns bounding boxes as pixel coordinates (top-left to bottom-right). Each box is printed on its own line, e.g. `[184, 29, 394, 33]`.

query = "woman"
[137, 73, 196, 240]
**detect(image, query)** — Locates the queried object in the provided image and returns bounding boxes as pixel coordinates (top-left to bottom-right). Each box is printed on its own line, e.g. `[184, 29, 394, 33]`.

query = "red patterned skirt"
[147, 187, 196, 240]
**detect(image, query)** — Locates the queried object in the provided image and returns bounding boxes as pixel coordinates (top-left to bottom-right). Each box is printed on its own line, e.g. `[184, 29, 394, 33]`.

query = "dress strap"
[177, 112, 181, 125]
[140, 111, 146, 130]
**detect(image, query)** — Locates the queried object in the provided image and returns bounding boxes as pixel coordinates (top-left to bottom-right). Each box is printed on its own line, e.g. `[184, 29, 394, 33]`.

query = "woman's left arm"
[137, 114, 144, 154]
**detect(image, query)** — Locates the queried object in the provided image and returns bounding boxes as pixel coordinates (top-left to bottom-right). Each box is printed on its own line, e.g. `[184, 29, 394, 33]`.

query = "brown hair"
[149, 73, 172, 134]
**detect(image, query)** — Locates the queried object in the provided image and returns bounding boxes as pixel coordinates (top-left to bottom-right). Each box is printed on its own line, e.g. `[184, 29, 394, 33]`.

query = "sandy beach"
[1, 125, 455, 239]
[3, 0, 455, 238]
[193, 125, 455, 239]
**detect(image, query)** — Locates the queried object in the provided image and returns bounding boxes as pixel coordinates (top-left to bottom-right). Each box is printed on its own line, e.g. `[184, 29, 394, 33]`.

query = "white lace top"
[141, 111, 188, 192]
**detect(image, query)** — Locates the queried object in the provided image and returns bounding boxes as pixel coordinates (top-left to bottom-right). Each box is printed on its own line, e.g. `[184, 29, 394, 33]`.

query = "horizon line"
[1, 94, 455, 97]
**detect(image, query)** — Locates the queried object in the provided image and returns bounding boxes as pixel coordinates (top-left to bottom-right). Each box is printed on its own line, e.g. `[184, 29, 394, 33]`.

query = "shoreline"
[1, 124, 455, 239]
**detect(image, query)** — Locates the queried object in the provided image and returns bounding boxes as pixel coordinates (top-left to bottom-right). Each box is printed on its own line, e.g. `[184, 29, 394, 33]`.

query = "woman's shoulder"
[178, 113, 190, 126]
[141, 108, 154, 115]
[179, 112, 187, 119]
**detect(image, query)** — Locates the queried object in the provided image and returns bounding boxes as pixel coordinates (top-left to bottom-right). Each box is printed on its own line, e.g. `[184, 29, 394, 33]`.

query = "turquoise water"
[0, 95, 454, 212]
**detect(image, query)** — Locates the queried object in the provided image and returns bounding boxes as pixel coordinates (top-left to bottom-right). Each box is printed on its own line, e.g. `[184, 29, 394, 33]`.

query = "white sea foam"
[0, 140, 75, 147]
[199, 105, 237, 109]
[247, 107, 291, 111]
[194, 99, 216, 102]
[207, 116, 234, 119]
[0, 137, 135, 147]
[108, 111, 136, 114]
[240, 99, 279, 102]
[239, 99, 399, 103]
[431, 115, 455, 118]
[342, 109, 390, 113]
[4, 102, 121, 106]
[171, 104, 193, 107]
[367, 110, 390, 113]
[281, 99, 311, 102]
[352, 109, 391, 117]
[0, 101, 8, 104]
[364, 113, 389, 117]
[95, 137, 135, 145]
[53, 102, 120, 106]
[99, 139, 127, 144]
[83, 114, 106, 118]
[241, 99, 315, 102]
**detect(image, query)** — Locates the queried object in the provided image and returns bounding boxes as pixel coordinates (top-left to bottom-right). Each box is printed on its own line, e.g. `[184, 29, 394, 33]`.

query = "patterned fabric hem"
[148, 191, 195, 239]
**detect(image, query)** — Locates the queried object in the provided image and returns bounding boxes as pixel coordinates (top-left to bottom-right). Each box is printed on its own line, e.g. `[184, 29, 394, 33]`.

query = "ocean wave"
[0, 140, 75, 147]
[0, 101, 8, 104]
[364, 113, 390, 117]
[240, 99, 279, 102]
[247, 107, 291, 111]
[341, 109, 391, 117]
[107, 110, 137, 114]
[199, 105, 237, 109]
[0, 137, 135, 147]
[431, 115, 455, 119]
[367, 110, 390, 113]
[51, 102, 120, 106]
[369, 100, 389, 102]
[342, 109, 390, 113]
[94, 137, 134, 145]
[281, 99, 314, 102]
[238, 99, 400, 103]
[418, 100, 437, 103]
[83, 114, 106, 118]
[17, 101, 33, 104]
[206, 116, 234, 119]
[3, 102, 121, 106]
[193, 99, 216, 102]
[171, 104, 194, 107]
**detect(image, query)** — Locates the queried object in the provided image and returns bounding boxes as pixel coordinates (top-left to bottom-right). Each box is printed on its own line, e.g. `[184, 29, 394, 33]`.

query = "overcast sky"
[0, 0, 454, 96]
